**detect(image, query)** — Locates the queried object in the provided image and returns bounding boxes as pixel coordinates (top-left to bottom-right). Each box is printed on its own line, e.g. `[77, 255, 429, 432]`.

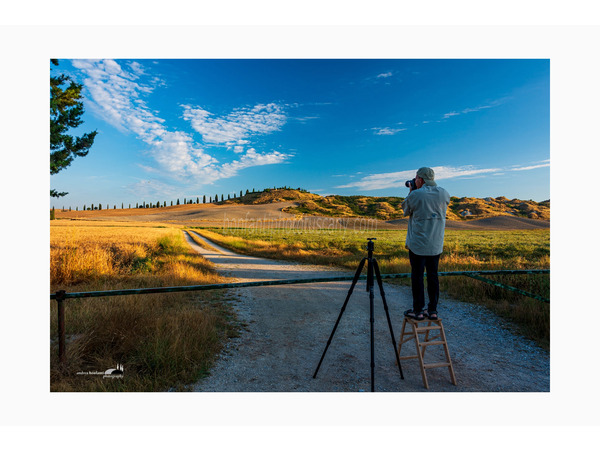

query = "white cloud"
[440, 97, 510, 121]
[182, 103, 287, 144]
[73, 59, 292, 186]
[217, 148, 291, 179]
[442, 111, 460, 119]
[510, 162, 550, 171]
[336, 165, 502, 190]
[372, 126, 407, 136]
[377, 71, 393, 78]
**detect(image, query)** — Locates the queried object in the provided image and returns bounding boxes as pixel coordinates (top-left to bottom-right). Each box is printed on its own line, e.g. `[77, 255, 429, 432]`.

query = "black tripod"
[313, 238, 404, 392]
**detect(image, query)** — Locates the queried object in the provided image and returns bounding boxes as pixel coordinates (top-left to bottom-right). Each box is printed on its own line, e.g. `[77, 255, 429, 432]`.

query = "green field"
[194, 227, 550, 349]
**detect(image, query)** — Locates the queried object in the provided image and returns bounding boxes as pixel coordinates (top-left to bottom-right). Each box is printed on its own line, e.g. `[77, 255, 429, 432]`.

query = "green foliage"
[50, 60, 97, 198]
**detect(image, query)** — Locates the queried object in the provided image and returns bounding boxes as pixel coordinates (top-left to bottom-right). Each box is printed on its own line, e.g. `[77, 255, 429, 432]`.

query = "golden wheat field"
[50, 221, 223, 290]
[50, 220, 236, 392]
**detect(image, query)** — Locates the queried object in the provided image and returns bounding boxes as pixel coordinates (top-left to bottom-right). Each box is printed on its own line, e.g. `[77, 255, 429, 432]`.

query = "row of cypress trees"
[51, 187, 307, 214]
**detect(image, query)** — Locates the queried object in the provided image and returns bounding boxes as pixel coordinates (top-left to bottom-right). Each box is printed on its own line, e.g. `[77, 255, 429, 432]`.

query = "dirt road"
[187, 231, 549, 392]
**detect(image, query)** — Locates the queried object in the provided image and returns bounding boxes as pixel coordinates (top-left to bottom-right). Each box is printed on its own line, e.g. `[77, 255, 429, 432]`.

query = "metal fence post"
[56, 290, 66, 363]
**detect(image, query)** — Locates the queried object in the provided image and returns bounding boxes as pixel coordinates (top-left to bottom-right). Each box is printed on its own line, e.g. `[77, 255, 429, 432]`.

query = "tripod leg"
[313, 258, 367, 379]
[368, 260, 375, 392]
[373, 259, 404, 380]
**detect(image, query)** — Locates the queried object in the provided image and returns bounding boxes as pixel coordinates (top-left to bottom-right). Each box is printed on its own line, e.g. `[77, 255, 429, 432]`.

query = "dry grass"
[50, 221, 237, 391]
[194, 227, 550, 349]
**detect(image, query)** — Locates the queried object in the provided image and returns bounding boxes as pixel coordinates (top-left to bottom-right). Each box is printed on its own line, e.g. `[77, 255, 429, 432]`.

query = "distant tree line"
[52, 187, 310, 212]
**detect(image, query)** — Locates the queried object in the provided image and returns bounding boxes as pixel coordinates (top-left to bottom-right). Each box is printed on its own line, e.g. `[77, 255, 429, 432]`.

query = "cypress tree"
[177, 199, 180, 205]
[203, 195, 206, 204]
[99, 204, 102, 210]
[91, 203, 94, 210]
[240, 190, 243, 197]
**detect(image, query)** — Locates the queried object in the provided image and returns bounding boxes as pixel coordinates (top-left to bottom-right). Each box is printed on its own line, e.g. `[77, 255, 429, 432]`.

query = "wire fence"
[51, 269, 549, 363]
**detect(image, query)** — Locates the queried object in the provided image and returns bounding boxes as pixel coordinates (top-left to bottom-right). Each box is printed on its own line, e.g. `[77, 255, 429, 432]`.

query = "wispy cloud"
[442, 111, 461, 119]
[72, 59, 292, 188]
[335, 159, 549, 191]
[440, 97, 509, 122]
[365, 70, 396, 84]
[510, 162, 550, 171]
[371, 126, 407, 136]
[373, 98, 509, 135]
[182, 103, 287, 145]
[336, 165, 503, 190]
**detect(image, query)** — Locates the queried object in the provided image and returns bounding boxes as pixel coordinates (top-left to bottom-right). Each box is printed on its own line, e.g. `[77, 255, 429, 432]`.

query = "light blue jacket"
[402, 185, 450, 256]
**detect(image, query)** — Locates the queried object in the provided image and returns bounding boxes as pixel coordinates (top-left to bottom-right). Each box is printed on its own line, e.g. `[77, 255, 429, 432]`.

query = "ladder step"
[423, 362, 451, 369]
[413, 326, 441, 332]
[418, 341, 445, 346]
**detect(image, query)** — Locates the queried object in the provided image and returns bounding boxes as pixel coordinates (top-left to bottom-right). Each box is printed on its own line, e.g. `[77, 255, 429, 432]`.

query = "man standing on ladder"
[402, 167, 450, 321]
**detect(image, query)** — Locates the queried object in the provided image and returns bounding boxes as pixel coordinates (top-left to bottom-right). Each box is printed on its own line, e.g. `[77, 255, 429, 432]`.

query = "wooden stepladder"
[397, 317, 457, 389]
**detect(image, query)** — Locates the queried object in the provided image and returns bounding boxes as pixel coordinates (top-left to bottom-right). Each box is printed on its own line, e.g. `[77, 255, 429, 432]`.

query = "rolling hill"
[225, 188, 550, 221]
[53, 188, 549, 229]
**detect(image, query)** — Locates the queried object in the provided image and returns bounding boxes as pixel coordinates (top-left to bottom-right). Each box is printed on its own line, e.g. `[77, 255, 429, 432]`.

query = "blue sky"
[50, 59, 549, 208]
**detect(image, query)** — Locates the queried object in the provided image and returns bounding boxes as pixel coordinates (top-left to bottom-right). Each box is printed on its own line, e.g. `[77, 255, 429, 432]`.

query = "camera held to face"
[405, 178, 417, 190]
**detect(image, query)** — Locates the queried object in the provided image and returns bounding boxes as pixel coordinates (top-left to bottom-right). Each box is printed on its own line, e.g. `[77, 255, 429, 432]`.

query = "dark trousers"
[408, 250, 441, 313]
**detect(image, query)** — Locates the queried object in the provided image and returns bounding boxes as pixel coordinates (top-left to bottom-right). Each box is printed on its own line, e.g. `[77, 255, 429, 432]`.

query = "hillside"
[53, 188, 550, 224]
[226, 188, 322, 205]
[227, 189, 549, 221]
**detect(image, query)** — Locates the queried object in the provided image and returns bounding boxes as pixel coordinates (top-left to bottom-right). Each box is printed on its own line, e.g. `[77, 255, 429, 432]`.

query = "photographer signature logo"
[76, 364, 124, 379]
[104, 364, 124, 379]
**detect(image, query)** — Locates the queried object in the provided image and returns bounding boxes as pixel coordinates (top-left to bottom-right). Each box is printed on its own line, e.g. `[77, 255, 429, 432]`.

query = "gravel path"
[187, 231, 549, 392]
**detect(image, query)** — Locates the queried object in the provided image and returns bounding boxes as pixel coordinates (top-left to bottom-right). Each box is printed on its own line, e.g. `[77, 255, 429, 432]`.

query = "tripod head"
[366, 237, 376, 253]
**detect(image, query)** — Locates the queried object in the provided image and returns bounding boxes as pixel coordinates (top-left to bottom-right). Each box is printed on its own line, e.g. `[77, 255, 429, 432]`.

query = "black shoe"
[404, 309, 425, 321]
